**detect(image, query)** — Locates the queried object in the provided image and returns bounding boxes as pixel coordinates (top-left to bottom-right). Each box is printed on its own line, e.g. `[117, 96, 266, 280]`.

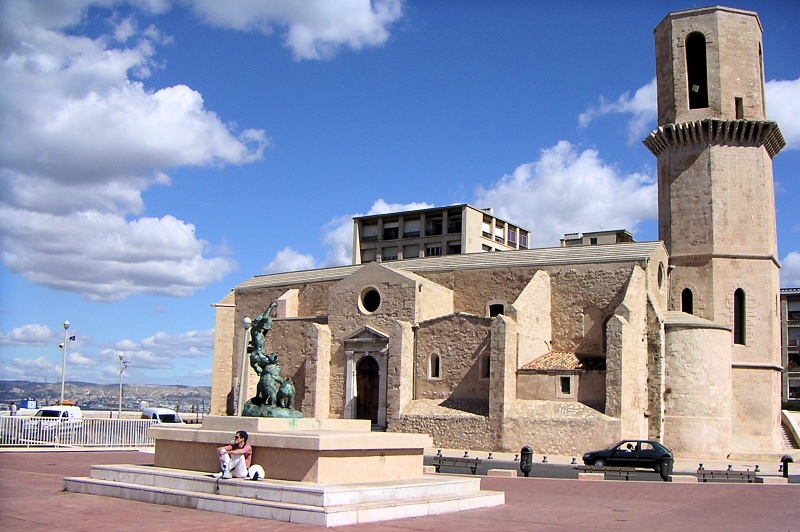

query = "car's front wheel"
[653, 461, 662, 473]
[594, 459, 605, 467]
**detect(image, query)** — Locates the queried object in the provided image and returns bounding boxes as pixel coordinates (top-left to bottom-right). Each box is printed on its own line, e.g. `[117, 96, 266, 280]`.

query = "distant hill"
[0, 380, 211, 413]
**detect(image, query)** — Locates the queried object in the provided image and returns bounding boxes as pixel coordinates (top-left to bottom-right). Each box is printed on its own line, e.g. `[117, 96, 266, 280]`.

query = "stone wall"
[509, 270, 551, 368]
[392, 399, 494, 451]
[517, 372, 605, 408]
[663, 319, 731, 458]
[415, 314, 491, 402]
[210, 291, 236, 416]
[501, 401, 620, 455]
[547, 264, 636, 353]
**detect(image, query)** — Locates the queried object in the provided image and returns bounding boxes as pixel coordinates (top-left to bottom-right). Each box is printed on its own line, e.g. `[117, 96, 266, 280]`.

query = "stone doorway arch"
[344, 326, 388, 428]
[356, 356, 380, 423]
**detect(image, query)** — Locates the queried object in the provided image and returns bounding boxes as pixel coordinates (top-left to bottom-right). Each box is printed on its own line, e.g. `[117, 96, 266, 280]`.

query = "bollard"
[520, 446, 533, 477]
[659, 456, 674, 482]
[781, 455, 794, 479]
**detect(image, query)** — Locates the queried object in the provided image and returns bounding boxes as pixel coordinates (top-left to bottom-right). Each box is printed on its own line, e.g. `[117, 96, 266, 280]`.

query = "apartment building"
[560, 230, 635, 247]
[352, 204, 531, 264]
[781, 288, 800, 402]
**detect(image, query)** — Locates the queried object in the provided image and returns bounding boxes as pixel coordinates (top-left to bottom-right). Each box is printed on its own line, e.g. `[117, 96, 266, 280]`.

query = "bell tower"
[644, 6, 785, 455]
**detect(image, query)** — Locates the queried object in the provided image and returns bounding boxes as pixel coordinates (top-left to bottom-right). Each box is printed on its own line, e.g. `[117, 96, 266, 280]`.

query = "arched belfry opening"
[686, 32, 709, 109]
[681, 288, 694, 315]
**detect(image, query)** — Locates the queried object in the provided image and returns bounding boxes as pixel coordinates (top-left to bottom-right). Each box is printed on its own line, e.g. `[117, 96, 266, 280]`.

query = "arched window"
[429, 353, 441, 379]
[681, 288, 694, 315]
[489, 303, 505, 317]
[734, 289, 746, 345]
[686, 32, 709, 109]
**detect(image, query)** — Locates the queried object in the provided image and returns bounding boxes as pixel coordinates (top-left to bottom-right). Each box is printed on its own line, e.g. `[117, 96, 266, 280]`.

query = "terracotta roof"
[521, 351, 606, 371]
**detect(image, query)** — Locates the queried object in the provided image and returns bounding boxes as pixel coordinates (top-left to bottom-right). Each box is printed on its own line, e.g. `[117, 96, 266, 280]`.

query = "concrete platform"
[63, 463, 505, 527]
[149, 416, 433, 483]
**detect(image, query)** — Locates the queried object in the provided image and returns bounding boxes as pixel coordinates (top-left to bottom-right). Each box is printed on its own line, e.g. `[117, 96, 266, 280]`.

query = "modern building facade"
[561, 230, 635, 247]
[781, 288, 800, 402]
[352, 204, 531, 264]
[210, 6, 794, 460]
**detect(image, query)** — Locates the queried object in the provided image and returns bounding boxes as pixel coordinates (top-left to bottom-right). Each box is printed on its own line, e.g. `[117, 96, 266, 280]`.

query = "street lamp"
[60, 321, 69, 405]
[118, 353, 128, 418]
[237, 316, 252, 416]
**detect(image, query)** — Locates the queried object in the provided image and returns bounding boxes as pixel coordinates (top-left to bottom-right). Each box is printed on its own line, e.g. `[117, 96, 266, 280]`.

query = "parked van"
[22, 405, 83, 439]
[141, 407, 184, 424]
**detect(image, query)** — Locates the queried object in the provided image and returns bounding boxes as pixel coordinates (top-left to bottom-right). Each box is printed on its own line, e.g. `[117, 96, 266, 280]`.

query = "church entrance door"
[356, 356, 380, 423]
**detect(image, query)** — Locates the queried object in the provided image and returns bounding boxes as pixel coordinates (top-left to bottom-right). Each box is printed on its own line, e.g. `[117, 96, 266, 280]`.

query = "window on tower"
[734, 288, 746, 345]
[682, 288, 694, 315]
[686, 32, 709, 109]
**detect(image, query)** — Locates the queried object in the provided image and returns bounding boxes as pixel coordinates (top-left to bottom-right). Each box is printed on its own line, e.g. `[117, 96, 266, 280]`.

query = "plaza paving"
[1, 449, 798, 531]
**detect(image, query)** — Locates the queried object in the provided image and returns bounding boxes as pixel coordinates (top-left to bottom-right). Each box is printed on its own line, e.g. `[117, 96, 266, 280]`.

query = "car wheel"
[594, 459, 605, 467]
[654, 461, 662, 473]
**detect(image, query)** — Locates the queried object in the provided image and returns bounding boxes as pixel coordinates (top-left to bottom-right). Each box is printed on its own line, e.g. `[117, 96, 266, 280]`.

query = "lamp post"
[60, 321, 69, 405]
[118, 353, 128, 418]
[237, 316, 252, 416]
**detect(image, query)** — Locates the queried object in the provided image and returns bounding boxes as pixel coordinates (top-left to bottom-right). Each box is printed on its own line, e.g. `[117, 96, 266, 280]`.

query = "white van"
[141, 406, 184, 424]
[23, 405, 83, 438]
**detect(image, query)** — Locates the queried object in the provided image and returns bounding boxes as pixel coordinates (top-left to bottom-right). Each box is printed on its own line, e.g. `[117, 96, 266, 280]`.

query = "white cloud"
[781, 252, 800, 288]
[0, 356, 60, 381]
[103, 328, 214, 370]
[0, 2, 262, 302]
[185, 0, 404, 60]
[475, 141, 657, 248]
[0, 324, 56, 347]
[578, 78, 657, 144]
[579, 77, 800, 151]
[265, 247, 319, 274]
[69, 352, 98, 366]
[766, 78, 800, 150]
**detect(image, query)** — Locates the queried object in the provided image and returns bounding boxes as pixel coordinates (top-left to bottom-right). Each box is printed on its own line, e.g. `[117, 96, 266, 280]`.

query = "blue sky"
[1, 1, 798, 387]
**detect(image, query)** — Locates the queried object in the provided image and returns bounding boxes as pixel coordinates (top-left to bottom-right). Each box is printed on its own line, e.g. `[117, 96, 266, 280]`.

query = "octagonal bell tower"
[644, 6, 785, 456]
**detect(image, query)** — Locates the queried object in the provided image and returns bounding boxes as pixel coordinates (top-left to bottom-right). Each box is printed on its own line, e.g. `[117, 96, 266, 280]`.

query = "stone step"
[781, 423, 799, 450]
[87, 464, 485, 506]
[64, 473, 504, 527]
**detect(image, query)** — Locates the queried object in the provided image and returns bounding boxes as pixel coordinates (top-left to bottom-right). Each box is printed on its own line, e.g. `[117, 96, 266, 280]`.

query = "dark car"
[582, 440, 673, 472]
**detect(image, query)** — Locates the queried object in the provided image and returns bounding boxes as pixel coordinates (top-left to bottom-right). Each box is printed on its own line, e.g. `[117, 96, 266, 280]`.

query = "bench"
[575, 465, 638, 481]
[433, 456, 482, 475]
[696, 469, 756, 483]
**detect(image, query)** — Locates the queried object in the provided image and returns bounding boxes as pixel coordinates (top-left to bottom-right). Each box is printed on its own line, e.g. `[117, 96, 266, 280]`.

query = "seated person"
[214, 430, 252, 479]
[625, 443, 634, 452]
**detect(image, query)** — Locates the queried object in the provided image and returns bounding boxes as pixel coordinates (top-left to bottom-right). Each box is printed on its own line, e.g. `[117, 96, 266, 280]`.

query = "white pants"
[219, 452, 248, 478]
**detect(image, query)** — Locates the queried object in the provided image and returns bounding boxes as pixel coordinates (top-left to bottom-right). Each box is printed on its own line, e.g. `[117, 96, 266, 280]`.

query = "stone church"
[210, 6, 787, 460]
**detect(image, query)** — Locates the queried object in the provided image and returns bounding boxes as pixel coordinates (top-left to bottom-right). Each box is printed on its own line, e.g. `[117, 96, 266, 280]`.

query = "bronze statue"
[241, 302, 302, 418]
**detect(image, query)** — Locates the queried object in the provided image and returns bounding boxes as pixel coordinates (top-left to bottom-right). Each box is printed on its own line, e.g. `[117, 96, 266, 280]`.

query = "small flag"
[69, 336, 76, 341]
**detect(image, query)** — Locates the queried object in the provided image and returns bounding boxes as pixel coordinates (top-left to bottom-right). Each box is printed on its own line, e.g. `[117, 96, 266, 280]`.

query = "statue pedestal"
[148, 416, 432, 484]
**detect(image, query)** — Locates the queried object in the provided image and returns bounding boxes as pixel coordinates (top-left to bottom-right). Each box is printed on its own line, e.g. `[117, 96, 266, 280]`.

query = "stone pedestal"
[149, 416, 432, 483]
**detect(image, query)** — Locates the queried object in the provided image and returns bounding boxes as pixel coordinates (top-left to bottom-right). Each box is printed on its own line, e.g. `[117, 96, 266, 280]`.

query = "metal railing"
[0, 416, 157, 448]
